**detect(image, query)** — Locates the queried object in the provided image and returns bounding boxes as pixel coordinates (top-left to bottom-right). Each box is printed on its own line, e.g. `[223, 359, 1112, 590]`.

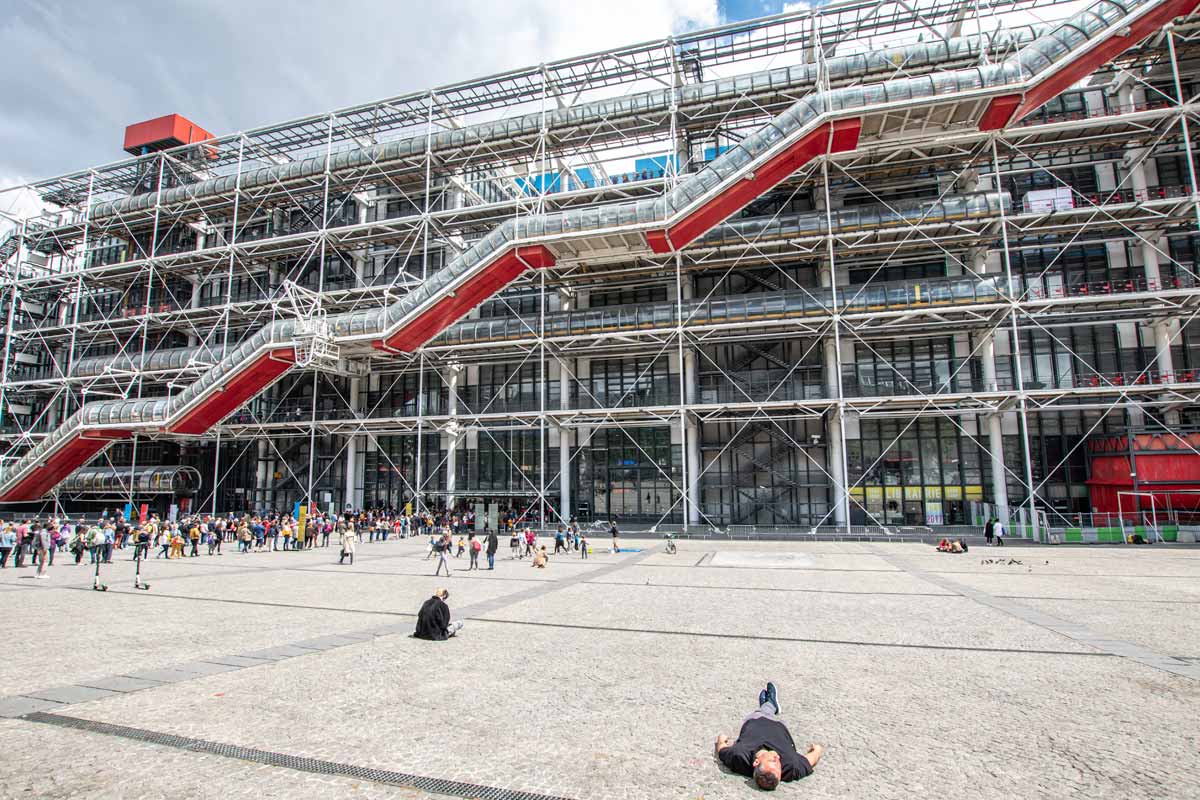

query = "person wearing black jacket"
[715, 682, 822, 790]
[485, 526, 498, 570]
[413, 588, 463, 640]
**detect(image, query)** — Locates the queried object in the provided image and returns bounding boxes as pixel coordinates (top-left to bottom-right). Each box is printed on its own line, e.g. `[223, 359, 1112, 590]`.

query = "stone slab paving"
[78, 675, 166, 693]
[23, 685, 120, 704]
[49, 612, 1198, 799]
[3, 537, 1198, 798]
[0, 695, 65, 719]
[872, 547, 1200, 680]
[0, 717, 432, 799]
[472, 581, 1099, 654]
[1014, 597, 1200, 659]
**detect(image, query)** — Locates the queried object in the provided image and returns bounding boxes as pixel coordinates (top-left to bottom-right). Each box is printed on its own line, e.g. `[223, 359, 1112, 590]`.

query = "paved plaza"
[2, 535, 1198, 799]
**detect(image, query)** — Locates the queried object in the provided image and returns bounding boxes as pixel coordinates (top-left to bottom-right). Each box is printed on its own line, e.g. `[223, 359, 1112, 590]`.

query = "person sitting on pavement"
[413, 588, 463, 640]
[532, 545, 548, 568]
[714, 681, 823, 790]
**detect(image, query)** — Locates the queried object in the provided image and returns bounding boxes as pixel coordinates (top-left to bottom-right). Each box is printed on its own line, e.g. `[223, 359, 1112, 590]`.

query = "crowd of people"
[0, 507, 613, 580]
[425, 519, 598, 576]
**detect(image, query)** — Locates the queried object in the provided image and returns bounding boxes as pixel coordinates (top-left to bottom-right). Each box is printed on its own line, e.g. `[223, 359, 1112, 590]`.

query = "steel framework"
[2, 0, 1200, 538]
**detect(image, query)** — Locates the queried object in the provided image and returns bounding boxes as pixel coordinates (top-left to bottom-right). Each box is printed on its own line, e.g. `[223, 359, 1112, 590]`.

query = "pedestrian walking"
[434, 533, 453, 577]
[89, 524, 106, 565]
[0, 525, 14, 568]
[338, 524, 356, 565]
[34, 526, 51, 579]
[984, 517, 994, 546]
[994, 519, 1006, 546]
[468, 533, 481, 570]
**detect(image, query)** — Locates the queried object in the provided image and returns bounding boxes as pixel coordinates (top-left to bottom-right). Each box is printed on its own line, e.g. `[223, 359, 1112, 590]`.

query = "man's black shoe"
[765, 681, 780, 714]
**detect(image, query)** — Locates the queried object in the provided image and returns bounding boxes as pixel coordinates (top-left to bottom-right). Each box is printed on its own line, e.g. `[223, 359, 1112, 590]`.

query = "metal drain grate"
[25, 712, 575, 800]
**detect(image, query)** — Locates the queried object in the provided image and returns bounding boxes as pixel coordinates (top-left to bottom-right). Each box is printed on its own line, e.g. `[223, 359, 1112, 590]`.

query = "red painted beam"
[0, 429, 132, 502]
[648, 118, 862, 254]
[978, 94, 1021, 131]
[379, 245, 556, 352]
[981, 0, 1200, 130]
[168, 348, 296, 435]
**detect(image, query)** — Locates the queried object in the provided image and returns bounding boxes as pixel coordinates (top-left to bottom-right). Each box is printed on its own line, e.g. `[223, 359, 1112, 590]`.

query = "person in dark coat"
[485, 526, 498, 570]
[414, 588, 463, 640]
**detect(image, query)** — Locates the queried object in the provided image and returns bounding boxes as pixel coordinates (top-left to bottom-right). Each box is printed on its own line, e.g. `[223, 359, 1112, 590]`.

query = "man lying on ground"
[715, 681, 823, 790]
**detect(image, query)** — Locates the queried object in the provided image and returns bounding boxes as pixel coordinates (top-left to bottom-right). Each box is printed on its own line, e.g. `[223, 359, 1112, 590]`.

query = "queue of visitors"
[0, 507, 471, 575]
[0, 507, 601, 579]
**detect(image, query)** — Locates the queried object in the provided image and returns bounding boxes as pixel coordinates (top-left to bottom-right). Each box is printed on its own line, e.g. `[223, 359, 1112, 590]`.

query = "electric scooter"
[92, 555, 108, 592]
[133, 544, 150, 590]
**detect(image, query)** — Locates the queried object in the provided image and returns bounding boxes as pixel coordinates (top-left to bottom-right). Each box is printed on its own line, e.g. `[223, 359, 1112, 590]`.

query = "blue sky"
[720, 0, 827, 21]
[720, 0, 797, 20]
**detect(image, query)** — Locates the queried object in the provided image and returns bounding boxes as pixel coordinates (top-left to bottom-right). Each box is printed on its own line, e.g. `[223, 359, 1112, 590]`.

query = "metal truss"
[2, 0, 1200, 535]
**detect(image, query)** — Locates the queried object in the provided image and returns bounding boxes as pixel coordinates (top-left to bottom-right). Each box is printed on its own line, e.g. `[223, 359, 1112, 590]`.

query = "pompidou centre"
[2, 0, 1200, 540]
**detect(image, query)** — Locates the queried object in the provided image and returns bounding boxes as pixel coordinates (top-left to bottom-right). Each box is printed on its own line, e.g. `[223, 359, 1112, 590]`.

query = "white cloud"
[0, 0, 719, 186]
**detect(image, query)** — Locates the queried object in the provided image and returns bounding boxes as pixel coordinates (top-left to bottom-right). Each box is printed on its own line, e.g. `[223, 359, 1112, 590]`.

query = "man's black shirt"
[719, 715, 812, 782]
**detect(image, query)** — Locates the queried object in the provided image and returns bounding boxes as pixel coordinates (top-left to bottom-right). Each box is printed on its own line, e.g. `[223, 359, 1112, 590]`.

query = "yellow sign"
[297, 504, 308, 543]
[404, 502, 412, 516]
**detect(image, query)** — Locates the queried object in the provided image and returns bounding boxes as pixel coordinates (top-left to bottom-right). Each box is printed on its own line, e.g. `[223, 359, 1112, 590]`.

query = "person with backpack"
[89, 524, 106, 564]
[468, 532, 481, 570]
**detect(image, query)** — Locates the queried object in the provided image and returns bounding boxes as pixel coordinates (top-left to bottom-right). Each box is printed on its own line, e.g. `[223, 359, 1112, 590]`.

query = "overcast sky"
[0, 0, 803, 187]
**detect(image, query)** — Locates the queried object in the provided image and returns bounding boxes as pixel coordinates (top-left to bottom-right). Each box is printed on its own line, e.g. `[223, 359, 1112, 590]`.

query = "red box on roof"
[123, 114, 214, 155]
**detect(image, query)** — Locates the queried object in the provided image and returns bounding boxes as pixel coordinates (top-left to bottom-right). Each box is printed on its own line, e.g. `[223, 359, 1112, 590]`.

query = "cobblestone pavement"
[2, 537, 1198, 798]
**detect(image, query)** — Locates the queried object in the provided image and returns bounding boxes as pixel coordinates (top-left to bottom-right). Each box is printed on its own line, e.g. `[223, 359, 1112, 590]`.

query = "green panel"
[1064, 529, 1083, 542]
